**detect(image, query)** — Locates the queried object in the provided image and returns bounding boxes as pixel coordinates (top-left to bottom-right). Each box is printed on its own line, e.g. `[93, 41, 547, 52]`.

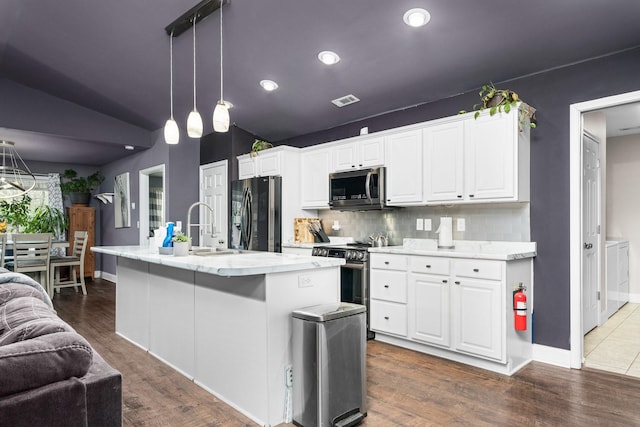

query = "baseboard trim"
[96, 271, 116, 283]
[532, 344, 572, 368]
[629, 293, 640, 304]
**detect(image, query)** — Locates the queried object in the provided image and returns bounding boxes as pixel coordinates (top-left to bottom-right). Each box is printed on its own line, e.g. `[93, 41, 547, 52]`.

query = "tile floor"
[584, 303, 640, 377]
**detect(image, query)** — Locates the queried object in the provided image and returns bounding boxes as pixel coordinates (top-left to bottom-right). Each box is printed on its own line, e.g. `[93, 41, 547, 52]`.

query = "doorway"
[570, 90, 640, 369]
[199, 160, 228, 249]
[139, 164, 166, 247]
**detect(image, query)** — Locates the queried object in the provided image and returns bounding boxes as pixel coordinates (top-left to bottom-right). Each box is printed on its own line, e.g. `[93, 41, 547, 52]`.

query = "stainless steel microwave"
[329, 167, 387, 211]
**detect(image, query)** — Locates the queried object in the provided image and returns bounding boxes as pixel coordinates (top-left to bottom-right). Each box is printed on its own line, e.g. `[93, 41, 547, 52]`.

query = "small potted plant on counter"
[250, 139, 273, 157]
[172, 232, 190, 256]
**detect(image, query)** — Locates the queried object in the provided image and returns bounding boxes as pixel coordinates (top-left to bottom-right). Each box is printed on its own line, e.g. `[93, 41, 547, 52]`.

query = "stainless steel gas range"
[312, 243, 375, 339]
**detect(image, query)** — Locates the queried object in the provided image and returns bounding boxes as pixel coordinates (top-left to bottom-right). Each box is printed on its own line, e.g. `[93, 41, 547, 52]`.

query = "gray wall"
[278, 47, 640, 350]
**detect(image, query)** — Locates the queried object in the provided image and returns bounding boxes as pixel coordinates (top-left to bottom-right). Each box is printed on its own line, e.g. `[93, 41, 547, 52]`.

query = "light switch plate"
[457, 218, 466, 231]
[424, 219, 432, 231]
[416, 218, 424, 231]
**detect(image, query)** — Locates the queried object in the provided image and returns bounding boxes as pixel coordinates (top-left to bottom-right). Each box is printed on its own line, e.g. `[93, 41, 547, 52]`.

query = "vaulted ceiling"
[1, 0, 640, 165]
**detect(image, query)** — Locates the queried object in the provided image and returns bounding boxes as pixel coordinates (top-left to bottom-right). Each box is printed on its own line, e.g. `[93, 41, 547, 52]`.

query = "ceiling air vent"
[331, 94, 360, 107]
[619, 125, 640, 132]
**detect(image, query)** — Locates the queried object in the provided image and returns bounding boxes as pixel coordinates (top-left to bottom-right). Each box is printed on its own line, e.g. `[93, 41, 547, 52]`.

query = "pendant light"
[187, 14, 203, 138]
[213, 1, 230, 133]
[0, 141, 36, 199]
[164, 30, 180, 145]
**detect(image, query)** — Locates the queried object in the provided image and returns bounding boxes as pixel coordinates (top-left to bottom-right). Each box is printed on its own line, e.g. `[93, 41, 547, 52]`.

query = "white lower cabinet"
[371, 253, 532, 375]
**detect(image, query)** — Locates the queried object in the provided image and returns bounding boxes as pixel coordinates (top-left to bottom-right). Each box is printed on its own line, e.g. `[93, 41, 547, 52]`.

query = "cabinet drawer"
[370, 270, 407, 303]
[370, 300, 407, 337]
[409, 256, 450, 275]
[454, 259, 502, 281]
[370, 254, 408, 271]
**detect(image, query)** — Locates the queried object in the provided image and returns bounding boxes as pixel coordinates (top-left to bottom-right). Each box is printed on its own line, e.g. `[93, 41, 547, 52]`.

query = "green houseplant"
[24, 205, 68, 236]
[460, 82, 536, 131]
[0, 195, 32, 232]
[172, 232, 190, 256]
[250, 139, 273, 157]
[60, 169, 105, 205]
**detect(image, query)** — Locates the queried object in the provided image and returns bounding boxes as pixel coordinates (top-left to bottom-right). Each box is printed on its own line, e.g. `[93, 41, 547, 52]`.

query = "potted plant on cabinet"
[60, 169, 105, 206]
[460, 82, 537, 131]
[250, 139, 273, 157]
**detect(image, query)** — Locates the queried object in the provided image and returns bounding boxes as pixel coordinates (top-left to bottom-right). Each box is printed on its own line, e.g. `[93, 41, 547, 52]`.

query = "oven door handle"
[343, 262, 365, 270]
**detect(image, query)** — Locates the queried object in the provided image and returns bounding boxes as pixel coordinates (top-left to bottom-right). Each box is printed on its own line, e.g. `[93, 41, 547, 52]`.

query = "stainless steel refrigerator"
[230, 176, 282, 252]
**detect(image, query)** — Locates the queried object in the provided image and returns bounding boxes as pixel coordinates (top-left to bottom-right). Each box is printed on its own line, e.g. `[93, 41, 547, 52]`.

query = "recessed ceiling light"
[403, 8, 431, 27]
[260, 80, 279, 91]
[124, 145, 134, 150]
[318, 51, 340, 65]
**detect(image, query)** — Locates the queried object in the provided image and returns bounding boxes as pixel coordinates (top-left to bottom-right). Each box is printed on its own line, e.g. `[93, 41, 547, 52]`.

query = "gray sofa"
[0, 269, 122, 426]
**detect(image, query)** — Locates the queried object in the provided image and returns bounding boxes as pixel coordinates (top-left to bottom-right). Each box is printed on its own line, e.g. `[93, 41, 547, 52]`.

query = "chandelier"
[0, 140, 36, 199]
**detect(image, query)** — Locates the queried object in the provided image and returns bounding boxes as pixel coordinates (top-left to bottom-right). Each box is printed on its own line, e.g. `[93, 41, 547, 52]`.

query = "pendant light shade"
[187, 14, 203, 138]
[213, 101, 230, 132]
[164, 118, 180, 144]
[213, 0, 230, 133]
[164, 30, 180, 144]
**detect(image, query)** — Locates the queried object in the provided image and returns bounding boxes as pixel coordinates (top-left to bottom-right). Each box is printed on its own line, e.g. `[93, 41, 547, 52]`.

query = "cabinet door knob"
[426, 265, 431, 268]
[473, 268, 479, 272]
[454, 281, 460, 285]
[457, 195, 462, 198]
[469, 194, 475, 198]
[384, 285, 389, 288]
[384, 261, 389, 265]
[384, 316, 389, 320]
[442, 279, 448, 284]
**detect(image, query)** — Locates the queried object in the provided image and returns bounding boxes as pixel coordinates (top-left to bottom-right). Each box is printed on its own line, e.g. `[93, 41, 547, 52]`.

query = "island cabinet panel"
[148, 264, 195, 378]
[67, 206, 95, 278]
[115, 258, 150, 349]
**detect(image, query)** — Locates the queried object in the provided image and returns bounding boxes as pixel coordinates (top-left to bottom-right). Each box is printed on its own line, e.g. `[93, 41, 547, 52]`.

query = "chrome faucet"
[186, 201, 216, 243]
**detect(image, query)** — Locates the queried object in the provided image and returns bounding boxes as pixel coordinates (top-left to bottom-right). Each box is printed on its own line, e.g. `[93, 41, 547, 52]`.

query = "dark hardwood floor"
[54, 279, 640, 426]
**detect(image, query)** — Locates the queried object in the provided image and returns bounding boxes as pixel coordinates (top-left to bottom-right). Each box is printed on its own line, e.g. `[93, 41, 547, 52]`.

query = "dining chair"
[0, 233, 6, 268]
[5, 233, 53, 293]
[49, 231, 89, 298]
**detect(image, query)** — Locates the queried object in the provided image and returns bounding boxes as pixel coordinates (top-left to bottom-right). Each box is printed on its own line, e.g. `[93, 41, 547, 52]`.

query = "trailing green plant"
[172, 232, 190, 243]
[59, 169, 105, 195]
[251, 139, 273, 154]
[0, 195, 33, 232]
[459, 82, 536, 131]
[24, 205, 68, 236]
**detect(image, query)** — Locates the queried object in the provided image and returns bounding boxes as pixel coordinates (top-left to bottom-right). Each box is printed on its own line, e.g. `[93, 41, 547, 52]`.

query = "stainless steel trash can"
[292, 302, 367, 427]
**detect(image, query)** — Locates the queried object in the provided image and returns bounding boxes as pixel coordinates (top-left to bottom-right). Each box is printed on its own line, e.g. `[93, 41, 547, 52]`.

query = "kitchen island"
[92, 246, 344, 426]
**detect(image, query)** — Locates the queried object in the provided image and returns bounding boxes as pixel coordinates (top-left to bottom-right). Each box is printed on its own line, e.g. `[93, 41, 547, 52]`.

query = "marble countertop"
[92, 246, 345, 277]
[368, 239, 536, 261]
[282, 237, 354, 249]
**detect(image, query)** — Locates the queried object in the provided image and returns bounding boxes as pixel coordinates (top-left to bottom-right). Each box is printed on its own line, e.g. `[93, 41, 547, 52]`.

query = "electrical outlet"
[416, 218, 424, 231]
[298, 275, 313, 288]
[457, 218, 466, 231]
[424, 219, 432, 231]
[285, 365, 293, 387]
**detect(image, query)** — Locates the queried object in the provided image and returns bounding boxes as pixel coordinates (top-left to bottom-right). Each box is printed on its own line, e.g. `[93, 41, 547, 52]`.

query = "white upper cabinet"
[332, 135, 385, 172]
[424, 105, 530, 204]
[385, 129, 424, 205]
[238, 146, 297, 179]
[464, 112, 517, 201]
[300, 146, 332, 209]
[424, 121, 465, 202]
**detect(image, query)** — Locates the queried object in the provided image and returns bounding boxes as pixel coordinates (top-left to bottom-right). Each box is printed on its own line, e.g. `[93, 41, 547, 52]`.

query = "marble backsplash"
[317, 203, 531, 245]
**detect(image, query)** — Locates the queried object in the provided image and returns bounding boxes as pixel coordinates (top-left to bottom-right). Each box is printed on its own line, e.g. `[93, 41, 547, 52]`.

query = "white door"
[200, 160, 228, 249]
[582, 133, 600, 335]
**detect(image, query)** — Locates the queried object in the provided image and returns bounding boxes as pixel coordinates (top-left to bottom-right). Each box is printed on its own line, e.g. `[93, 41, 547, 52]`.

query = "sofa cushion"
[0, 282, 51, 309]
[0, 297, 72, 345]
[0, 331, 93, 397]
[0, 272, 53, 309]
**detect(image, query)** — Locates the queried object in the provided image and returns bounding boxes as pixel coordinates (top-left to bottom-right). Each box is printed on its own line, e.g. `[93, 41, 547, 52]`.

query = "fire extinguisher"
[513, 283, 527, 331]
